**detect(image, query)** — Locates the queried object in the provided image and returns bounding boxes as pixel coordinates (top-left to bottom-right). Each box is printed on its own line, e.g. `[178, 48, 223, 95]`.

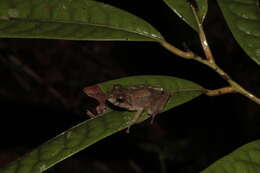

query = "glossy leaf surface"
[201, 139, 260, 173]
[218, 0, 260, 65]
[162, 0, 208, 32]
[0, 0, 163, 41]
[0, 75, 203, 173]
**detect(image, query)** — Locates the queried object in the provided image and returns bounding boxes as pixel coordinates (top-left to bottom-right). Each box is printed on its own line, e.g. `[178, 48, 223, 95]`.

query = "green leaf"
[98, 75, 204, 112]
[201, 139, 260, 173]
[0, 0, 163, 41]
[162, 0, 208, 32]
[217, 0, 260, 65]
[0, 75, 203, 173]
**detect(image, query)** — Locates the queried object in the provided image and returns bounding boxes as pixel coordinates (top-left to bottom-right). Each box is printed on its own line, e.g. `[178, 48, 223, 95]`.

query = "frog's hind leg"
[150, 92, 171, 124]
[126, 108, 144, 133]
[150, 112, 159, 125]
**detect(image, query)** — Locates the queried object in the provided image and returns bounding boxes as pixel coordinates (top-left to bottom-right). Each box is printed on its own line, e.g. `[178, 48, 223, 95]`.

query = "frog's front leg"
[126, 108, 144, 133]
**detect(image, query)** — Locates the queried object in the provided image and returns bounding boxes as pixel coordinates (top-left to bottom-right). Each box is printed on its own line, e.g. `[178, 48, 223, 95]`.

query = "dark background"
[0, 1, 260, 173]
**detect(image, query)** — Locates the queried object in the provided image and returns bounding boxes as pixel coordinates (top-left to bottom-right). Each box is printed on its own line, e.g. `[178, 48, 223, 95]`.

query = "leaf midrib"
[1, 17, 164, 41]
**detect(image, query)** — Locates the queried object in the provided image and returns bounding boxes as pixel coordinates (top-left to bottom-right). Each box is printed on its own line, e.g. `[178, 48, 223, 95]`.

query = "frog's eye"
[116, 96, 125, 103]
[113, 84, 123, 90]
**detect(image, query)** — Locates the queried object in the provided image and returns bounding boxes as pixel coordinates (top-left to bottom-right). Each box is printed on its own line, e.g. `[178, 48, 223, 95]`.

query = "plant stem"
[172, 87, 237, 96]
[160, 40, 260, 104]
[206, 86, 236, 96]
[160, 2, 260, 105]
[191, 5, 215, 64]
[207, 63, 260, 104]
[160, 41, 195, 60]
[191, 4, 260, 104]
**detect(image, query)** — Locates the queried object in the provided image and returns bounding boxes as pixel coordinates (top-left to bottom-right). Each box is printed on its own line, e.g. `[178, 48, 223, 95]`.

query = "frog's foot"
[86, 110, 97, 119]
[150, 112, 160, 125]
[126, 108, 144, 133]
[126, 126, 131, 133]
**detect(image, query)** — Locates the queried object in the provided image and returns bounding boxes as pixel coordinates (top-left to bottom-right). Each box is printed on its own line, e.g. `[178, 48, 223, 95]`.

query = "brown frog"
[107, 84, 171, 133]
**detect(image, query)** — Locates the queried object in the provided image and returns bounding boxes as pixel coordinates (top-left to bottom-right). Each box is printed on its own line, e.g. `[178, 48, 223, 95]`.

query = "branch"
[205, 86, 236, 96]
[158, 3, 260, 105]
[190, 5, 215, 64]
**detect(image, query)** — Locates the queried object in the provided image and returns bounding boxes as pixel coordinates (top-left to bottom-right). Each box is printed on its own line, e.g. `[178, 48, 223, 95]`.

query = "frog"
[107, 84, 171, 133]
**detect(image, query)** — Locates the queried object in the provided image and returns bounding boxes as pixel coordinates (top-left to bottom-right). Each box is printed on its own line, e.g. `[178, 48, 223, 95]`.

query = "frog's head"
[107, 84, 134, 110]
